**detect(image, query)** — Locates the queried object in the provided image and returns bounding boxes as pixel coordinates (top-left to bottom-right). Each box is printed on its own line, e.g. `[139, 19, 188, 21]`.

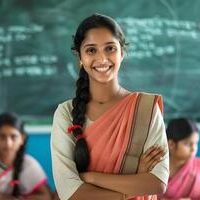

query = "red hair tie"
[67, 125, 82, 134]
[76, 134, 84, 141]
[10, 180, 20, 187]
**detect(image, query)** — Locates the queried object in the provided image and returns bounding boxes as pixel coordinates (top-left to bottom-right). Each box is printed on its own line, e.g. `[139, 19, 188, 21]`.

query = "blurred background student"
[0, 112, 52, 200]
[161, 118, 200, 199]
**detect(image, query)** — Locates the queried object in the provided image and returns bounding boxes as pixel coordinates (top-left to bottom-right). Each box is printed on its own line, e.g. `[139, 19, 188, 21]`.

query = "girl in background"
[0, 112, 52, 200]
[161, 118, 200, 199]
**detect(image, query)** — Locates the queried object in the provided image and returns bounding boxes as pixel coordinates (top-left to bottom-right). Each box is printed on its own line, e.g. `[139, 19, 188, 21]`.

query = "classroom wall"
[26, 132, 200, 191]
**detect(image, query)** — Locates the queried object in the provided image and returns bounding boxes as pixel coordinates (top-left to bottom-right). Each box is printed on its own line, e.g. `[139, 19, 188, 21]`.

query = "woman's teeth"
[94, 66, 110, 72]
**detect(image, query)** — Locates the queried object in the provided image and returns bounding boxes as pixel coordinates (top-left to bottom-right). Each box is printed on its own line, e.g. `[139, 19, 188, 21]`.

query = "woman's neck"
[169, 156, 187, 177]
[0, 156, 13, 168]
[89, 80, 122, 104]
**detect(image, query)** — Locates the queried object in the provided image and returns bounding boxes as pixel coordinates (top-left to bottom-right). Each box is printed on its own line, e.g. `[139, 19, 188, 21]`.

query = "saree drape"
[84, 93, 163, 200]
[163, 157, 200, 199]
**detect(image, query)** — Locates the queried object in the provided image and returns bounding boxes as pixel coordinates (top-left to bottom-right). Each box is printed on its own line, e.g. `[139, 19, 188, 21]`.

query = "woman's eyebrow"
[83, 41, 116, 49]
[105, 41, 116, 45]
[83, 43, 96, 48]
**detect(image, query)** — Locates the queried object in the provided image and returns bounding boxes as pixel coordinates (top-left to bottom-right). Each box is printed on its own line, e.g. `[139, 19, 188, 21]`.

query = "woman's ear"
[79, 60, 84, 68]
[76, 52, 83, 68]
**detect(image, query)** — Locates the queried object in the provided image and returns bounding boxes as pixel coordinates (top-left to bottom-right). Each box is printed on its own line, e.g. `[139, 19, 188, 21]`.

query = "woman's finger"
[147, 150, 166, 170]
[142, 145, 165, 162]
[141, 147, 165, 169]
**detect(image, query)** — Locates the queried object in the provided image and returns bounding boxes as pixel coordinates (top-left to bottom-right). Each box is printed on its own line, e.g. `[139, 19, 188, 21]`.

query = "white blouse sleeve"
[51, 102, 83, 200]
[143, 104, 169, 185]
[20, 155, 47, 195]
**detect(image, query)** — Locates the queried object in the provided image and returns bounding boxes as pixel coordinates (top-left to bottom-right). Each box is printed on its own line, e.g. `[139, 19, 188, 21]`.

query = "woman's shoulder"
[135, 91, 162, 97]
[136, 92, 163, 112]
[127, 91, 162, 100]
[20, 154, 47, 193]
[54, 99, 73, 121]
[23, 154, 42, 167]
[58, 99, 73, 112]
[22, 154, 46, 176]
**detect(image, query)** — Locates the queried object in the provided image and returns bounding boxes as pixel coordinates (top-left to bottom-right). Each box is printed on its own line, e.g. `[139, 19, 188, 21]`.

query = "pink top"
[163, 157, 200, 199]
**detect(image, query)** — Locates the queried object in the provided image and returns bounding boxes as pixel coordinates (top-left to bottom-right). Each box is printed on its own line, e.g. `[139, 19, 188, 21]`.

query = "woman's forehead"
[181, 132, 199, 142]
[81, 27, 119, 46]
[0, 125, 21, 136]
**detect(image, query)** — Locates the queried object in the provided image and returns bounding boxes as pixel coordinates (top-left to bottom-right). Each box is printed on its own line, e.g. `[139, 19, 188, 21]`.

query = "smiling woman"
[79, 28, 123, 85]
[51, 13, 169, 200]
[0, 112, 52, 200]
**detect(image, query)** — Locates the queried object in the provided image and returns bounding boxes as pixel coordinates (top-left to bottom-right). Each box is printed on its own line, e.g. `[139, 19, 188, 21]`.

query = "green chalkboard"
[0, 0, 200, 124]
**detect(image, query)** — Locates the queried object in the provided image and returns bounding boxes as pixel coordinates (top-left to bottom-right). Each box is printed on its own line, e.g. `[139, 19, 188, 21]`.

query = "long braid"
[12, 138, 26, 197]
[72, 67, 90, 172]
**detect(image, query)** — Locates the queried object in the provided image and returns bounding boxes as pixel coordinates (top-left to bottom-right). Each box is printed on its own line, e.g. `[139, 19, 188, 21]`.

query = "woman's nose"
[96, 51, 108, 64]
[5, 137, 13, 148]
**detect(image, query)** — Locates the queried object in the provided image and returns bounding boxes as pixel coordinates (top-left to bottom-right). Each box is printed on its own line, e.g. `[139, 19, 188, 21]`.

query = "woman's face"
[0, 125, 25, 166]
[169, 132, 199, 161]
[80, 27, 124, 84]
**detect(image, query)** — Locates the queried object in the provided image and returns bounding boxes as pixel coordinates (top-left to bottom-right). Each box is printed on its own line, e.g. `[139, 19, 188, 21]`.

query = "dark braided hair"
[72, 68, 90, 172]
[71, 13, 127, 172]
[166, 118, 199, 142]
[0, 112, 26, 197]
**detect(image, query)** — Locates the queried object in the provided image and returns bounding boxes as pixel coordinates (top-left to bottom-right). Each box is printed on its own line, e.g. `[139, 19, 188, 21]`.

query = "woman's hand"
[80, 145, 167, 182]
[80, 172, 92, 183]
[137, 144, 166, 173]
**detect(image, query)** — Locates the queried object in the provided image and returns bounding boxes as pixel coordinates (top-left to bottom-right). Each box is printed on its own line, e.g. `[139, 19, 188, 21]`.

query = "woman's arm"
[80, 105, 168, 197]
[70, 183, 124, 200]
[51, 103, 125, 200]
[80, 144, 166, 197]
[160, 198, 191, 200]
[81, 171, 166, 197]
[79, 104, 168, 198]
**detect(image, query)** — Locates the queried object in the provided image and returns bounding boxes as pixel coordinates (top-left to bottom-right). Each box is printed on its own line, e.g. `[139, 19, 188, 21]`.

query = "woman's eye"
[11, 135, 17, 141]
[0, 135, 5, 140]
[106, 46, 117, 52]
[184, 142, 195, 147]
[183, 142, 190, 146]
[86, 47, 96, 55]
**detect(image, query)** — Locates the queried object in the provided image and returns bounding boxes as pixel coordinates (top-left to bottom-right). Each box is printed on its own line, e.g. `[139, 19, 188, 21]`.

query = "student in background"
[51, 13, 169, 200]
[0, 112, 52, 200]
[161, 118, 200, 199]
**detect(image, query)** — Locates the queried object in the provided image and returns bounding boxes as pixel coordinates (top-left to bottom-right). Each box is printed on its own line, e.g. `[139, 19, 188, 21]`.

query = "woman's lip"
[93, 66, 112, 72]
[92, 65, 112, 69]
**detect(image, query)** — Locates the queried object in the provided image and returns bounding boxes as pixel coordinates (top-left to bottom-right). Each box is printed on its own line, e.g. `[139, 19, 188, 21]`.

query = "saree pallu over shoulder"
[84, 92, 163, 200]
[119, 93, 163, 175]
